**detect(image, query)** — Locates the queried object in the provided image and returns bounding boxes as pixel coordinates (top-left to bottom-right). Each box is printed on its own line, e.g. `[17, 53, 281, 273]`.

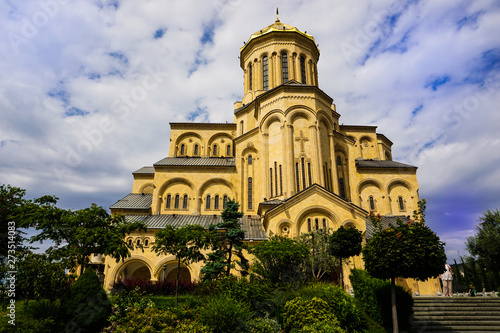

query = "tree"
[466, 208, 500, 289]
[298, 229, 338, 281]
[201, 199, 248, 281]
[329, 226, 363, 288]
[362, 202, 446, 333]
[250, 235, 309, 285]
[153, 224, 206, 306]
[27, 203, 147, 274]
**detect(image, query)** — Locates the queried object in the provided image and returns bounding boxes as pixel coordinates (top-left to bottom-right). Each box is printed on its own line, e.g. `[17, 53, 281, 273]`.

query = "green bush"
[109, 287, 155, 325]
[295, 283, 365, 332]
[350, 269, 414, 329]
[112, 307, 178, 333]
[150, 294, 202, 321]
[248, 316, 281, 333]
[198, 294, 254, 333]
[174, 320, 212, 333]
[300, 320, 346, 333]
[64, 268, 112, 333]
[283, 297, 337, 332]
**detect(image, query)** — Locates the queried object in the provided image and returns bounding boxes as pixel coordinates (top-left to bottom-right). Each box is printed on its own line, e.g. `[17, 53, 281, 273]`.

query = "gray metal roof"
[154, 157, 236, 167]
[365, 215, 411, 239]
[260, 199, 284, 205]
[133, 166, 155, 175]
[355, 160, 417, 169]
[124, 214, 267, 241]
[110, 193, 152, 209]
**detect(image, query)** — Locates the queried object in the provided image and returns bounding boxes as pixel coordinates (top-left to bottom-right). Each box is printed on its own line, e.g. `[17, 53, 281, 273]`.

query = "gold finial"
[276, 7, 280, 22]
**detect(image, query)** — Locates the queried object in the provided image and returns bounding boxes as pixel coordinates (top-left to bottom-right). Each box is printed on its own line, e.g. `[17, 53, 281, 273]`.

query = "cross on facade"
[295, 130, 309, 153]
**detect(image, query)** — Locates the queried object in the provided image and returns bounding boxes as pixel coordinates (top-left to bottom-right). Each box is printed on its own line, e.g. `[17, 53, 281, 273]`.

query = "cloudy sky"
[1, 0, 499, 261]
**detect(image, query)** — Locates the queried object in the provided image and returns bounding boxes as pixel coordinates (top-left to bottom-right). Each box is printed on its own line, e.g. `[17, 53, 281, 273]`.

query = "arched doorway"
[117, 260, 151, 281]
[166, 267, 191, 282]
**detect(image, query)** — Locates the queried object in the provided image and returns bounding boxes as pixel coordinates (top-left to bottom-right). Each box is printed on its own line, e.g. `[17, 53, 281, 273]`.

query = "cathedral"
[101, 16, 440, 295]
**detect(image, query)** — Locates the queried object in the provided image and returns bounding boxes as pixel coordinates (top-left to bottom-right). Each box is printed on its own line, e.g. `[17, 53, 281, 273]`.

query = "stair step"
[413, 315, 500, 320]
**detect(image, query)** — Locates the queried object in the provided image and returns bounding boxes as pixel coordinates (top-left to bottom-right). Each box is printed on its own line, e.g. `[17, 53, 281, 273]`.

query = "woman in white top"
[440, 264, 453, 297]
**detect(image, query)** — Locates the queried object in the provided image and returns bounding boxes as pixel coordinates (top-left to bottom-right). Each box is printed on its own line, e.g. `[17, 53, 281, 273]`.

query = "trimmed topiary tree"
[64, 268, 111, 333]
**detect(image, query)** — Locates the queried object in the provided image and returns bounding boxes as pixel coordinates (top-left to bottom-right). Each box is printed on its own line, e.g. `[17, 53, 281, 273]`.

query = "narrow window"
[300, 56, 306, 84]
[213, 144, 218, 156]
[281, 52, 288, 83]
[180, 144, 185, 156]
[248, 177, 253, 210]
[223, 195, 228, 209]
[296, 163, 300, 192]
[136, 239, 141, 246]
[174, 195, 180, 209]
[369, 196, 375, 210]
[301, 158, 306, 190]
[329, 169, 333, 191]
[323, 165, 327, 190]
[248, 63, 253, 90]
[270, 168, 273, 197]
[166, 194, 171, 209]
[323, 218, 327, 230]
[214, 195, 219, 210]
[262, 55, 268, 90]
[128, 239, 132, 246]
[248, 155, 252, 165]
[315, 218, 319, 230]
[274, 162, 278, 197]
[194, 144, 199, 156]
[144, 239, 149, 247]
[226, 145, 231, 156]
[399, 197, 405, 210]
[206, 195, 211, 209]
[339, 178, 345, 199]
[308, 218, 311, 232]
[183, 195, 188, 209]
[308, 163, 312, 187]
[337, 156, 342, 165]
[279, 165, 283, 195]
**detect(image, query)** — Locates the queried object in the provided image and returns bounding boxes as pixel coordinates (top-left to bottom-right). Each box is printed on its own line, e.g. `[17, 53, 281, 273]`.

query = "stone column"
[286, 124, 295, 195]
[263, 133, 270, 199]
[310, 124, 324, 185]
[329, 133, 339, 194]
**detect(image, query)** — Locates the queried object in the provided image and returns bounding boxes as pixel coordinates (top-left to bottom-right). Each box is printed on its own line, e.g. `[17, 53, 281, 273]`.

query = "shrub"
[112, 307, 178, 333]
[283, 297, 337, 332]
[248, 316, 281, 333]
[175, 320, 212, 333]
[295, 283, 365, 332]
[198, 294, 254, 333]
[109, 287, 155, 325]
[64, 268, 112, 333]
[112, 278, 197, 295]
[350, 269, 414, 329]
[300, 321, 346, 333]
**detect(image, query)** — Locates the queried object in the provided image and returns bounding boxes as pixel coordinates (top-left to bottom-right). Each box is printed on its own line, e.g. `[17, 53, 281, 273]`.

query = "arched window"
[214, 195, 219, 210]
[144, 239, 149, 247]
[323, 218, 327, 230]
[315, 218, 319, 230]
[166, 194, 171, 209]
[183, 195, 188, 209]
[223, 195, 228, 209]
[206, 195, 211, 209]
[248, 177, 253, 210]
[128, 239, 132, 246]
[281, 52, 288, 83]
[174, 194, 180, 209]
[399, 197, 405, 211]
[339, 178, 345, 199]
[262, 55, 268, 90]
[248, 63, 253, 90]
[300, 56, 306, 84]
[337, 156, 342, 165]
[226, 145, 231, 156]
[369, 196, 375, 210]
[180, 144, 185, 156]
[136, 239, 141, 246]
[307, 218, 311, 232]
[279, 165, 283, 195]
[248, 155, 252, 165]
[270, 168, 273, 197]
[213, 144, 218, 156]
[194, 144, 199, 156]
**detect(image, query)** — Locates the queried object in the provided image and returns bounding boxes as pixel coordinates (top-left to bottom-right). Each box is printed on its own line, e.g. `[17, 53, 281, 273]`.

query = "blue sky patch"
[425, 75, 451, 91]
[411, 104, 423, 116]
[187, 106, 209, 122]
[65, 107, 89, 117]
[88, 73, 101, 80]
[154, 28, 167, 39]
[200, 20, 218, 45]
[463, 48, 500, 85]
[48, 89, 70, 106]
[457, 10, 484, 30]
[108, 51, 128, 65]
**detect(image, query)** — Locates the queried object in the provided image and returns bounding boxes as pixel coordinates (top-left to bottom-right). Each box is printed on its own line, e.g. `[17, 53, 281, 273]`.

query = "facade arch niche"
[199, 178, 236, 213]
[357, 179, 384, 211]
[208, 133, 234, 157]
[294, 206, 339, 235]
[335, 148, 350, 200]
[387, 180, 413, 213]
[158, 178, 196, 213]
[359, 135, 372, 159]
[318, 117, 334, 191]
[276, 220, 293, 238]
[175, 132, 203, 157]
[260, 111, 284, 134]
[153, 258, 193, 283]
[112, 256, 154, 282]
[139, 183, 155, 194]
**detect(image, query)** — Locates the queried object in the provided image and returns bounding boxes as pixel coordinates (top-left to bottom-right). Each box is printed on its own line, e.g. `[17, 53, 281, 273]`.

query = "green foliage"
[298, 230, 338, 281]
[198, 294, 253, 333]
[201, 199, 248, 281]
[329, 226, 363, 287]
[349, 269, 414, 329]
[466, 208, 500, 289]
[283, 297, 337, 332]
[28, 203, 146, 273]
[0, 300, 64, 333]
[112, 307, 178, 333]
[64, 268, 111, 333]
[250, 235, 309, 285]
[109, 287, 155, 325]
[300, 321, 346, 333]
[174, 320, 212, 333]
[248, 316, 281, 333]
[295, 283, 365, 332]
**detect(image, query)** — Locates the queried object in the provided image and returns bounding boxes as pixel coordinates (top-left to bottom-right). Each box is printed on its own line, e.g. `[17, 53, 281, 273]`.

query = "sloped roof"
[133, 166, 155, 175]
[355, 160, 417, 169]
[365, 215, 412, 239]
[110, 193, 152, 210]
[124, 214, 267, 241]
[153, 157, 236, 167]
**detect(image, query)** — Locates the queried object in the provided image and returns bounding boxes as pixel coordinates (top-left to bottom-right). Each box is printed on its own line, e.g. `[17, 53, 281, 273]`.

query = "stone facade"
[101, 18, 440, 295]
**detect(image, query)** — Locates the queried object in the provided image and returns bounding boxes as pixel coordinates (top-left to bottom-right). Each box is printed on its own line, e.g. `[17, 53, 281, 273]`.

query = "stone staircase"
[411, 296, 500, 332]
